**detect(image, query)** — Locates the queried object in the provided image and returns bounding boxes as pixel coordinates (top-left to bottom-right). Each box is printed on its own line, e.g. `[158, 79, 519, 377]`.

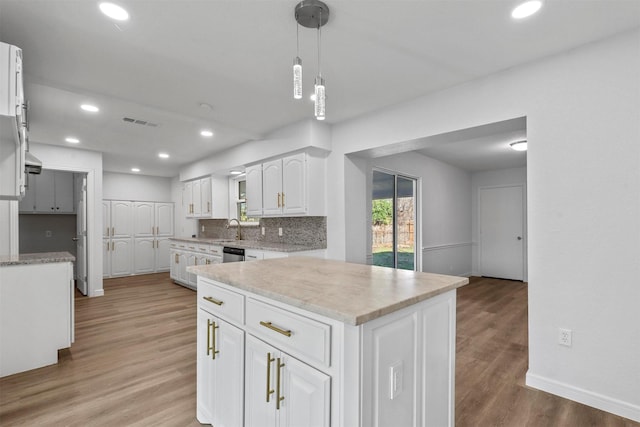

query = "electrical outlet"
[389, 361, 403, 400]
[261, 227, 265, 236]
[558, 328, 572, 347]
[278, 227, 283, 237]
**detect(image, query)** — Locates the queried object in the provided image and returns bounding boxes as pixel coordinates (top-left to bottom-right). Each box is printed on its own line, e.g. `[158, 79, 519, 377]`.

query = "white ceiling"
[1, 1, 638, 176]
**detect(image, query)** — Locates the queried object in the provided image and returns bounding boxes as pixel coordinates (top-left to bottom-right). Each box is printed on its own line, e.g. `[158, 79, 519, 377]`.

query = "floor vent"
[122, 117, 160, 127]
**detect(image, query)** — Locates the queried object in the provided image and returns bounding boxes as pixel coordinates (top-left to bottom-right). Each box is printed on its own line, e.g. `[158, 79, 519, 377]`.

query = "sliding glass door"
[372, 170, 417, 270]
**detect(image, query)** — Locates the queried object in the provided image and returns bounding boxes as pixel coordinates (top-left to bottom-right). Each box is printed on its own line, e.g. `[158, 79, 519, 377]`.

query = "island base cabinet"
[245, 334, 330, 427]
[197, 308, 244, 427]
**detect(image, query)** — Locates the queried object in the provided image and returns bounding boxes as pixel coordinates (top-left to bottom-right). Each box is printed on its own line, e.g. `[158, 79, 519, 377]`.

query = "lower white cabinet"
[245, 334, 330, 427]
[134, 237, 172, 274]
[195, 276, 457, 427]
[170, 242, 222, 290]
[197, 308, 245, 426]
[109, 238, 133, 277]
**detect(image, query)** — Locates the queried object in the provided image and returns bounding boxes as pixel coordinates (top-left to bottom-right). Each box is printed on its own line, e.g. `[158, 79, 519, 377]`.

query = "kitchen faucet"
[226, 218, 242, 240]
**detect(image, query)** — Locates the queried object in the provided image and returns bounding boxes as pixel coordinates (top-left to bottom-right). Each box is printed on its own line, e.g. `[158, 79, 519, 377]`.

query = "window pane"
[372, 170, 395, 268]
[238, 180, 246, 199]
[396, 176, 415, 271]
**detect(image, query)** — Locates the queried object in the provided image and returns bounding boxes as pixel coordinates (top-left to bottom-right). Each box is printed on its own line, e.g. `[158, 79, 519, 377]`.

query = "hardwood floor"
[0, 273, 637, 426]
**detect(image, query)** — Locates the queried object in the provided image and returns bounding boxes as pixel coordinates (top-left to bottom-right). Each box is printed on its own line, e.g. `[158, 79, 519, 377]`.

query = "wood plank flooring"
[0, 273, 637, 426]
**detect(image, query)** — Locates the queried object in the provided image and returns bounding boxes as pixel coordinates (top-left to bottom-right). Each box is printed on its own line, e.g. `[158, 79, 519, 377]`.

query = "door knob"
[72, 237, 79, 241]
[517, 236, 522, 240]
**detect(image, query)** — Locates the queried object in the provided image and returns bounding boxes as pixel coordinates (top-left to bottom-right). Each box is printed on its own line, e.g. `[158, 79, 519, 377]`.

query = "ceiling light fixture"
[294, 0, 329, 121]
[230, 170, 243, 175]
[99, 2, 129, 21]
[200, 130, 213, 137]
[80, 104, 99, 113]
[131, 168, 140, 172]
[511, 1, 542, 19]
[158, 153, 170, 159]
[510, 140, 528, 151]
[65, 137, 80, 144]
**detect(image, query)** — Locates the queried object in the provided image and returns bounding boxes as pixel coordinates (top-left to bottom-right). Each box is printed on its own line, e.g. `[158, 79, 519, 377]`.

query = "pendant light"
[293, 24, 302, 99]
[294, 0, 329, 120]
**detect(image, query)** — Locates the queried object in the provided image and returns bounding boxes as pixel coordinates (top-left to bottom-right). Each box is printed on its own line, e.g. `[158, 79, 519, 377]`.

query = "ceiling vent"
[122, 117, 160, 128]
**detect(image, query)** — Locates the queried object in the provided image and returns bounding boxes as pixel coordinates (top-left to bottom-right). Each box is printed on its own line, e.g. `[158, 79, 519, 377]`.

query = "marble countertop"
[170, 237, 325, 253]
[0, 252, 76, 267]
[188, 257, 468, 325]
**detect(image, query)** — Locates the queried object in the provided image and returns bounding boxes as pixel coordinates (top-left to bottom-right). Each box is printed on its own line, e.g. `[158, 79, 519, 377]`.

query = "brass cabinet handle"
[211, 320, 219, 360]
[277, 192, 281, 208]
[207, 201, 210, 213]
[260, 321, 292, 337]
[175, 253, 179, 263]
[206, 319, 213, 356]
[189, 246, 195, 250]
[282, 192, 285, 207]
[111, 241, 114, 251]
[156, 226, 159, 235]
[111, 227, 114, 236]
[276, 357, 285, 410]
[266, 352, 275, 402]
[203, 296, 224, 306]
[106, 227, 109, 236]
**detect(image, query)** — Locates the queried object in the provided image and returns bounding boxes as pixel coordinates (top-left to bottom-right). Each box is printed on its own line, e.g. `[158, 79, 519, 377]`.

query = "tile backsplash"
[199, 217, 326, 248]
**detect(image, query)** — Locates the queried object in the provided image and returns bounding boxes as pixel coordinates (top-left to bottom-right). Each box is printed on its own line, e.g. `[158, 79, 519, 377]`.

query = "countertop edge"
[0, 251, 76, 267]
[171, 237, 326, 253]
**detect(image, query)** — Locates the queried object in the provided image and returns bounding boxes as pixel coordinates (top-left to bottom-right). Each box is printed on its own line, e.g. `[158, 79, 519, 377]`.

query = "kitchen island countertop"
[189, 257, 468, 325]
[0, 251, 76, 267]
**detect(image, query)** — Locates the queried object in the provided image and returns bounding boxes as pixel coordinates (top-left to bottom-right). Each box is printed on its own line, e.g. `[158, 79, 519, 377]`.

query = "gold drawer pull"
[276, 357, 285, 410]
[203, 296, 224, 306]
[260, 321, 292, 337]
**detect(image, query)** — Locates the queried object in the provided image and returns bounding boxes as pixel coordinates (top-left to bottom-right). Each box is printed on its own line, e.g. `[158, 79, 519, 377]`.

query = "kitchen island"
[189, 257, 468, 427]
[0, 252, 75, 377]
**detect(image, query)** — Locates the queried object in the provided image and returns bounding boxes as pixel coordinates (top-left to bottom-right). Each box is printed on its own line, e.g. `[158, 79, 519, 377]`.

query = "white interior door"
[479, 185, 525, 281]
[75, 174, 88, 295]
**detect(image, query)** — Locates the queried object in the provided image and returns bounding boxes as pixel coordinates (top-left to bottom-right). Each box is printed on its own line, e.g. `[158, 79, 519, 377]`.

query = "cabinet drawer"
[198, 279, 244, 325]
[196, 244, 210, 253]
[246, 298, 331, 368]
[209, 246, 223, 256]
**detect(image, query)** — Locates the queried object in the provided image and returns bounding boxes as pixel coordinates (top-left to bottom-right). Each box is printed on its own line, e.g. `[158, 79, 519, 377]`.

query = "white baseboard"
[91, 288, 104, 297]
[526, 371, 640, 422]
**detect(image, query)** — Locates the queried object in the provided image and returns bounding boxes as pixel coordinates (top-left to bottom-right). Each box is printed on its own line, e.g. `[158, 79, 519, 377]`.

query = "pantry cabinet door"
[111, 201, 133, 238]
[133, 237, 155, 274]
[110, 238, 133, 276]
[155, 238, 171, 272]
[155, 203, 174, 236]
[133, 202, 155, 237]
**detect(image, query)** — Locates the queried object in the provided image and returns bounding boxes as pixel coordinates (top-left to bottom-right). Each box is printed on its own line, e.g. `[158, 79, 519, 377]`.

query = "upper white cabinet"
[19, 170, 74, 214]
[183, 176, 228, 219]
[0, 42, 26, 200]
[246, 151, 325, 217]
[133, 202, 174, 237]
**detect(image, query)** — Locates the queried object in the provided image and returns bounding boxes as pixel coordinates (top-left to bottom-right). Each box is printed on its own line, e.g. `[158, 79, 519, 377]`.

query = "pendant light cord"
[296, 21, 300, 57]
[317, 9, 322, 77]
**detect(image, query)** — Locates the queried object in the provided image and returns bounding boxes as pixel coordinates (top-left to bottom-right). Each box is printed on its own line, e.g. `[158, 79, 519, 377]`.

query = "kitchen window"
[234, 178, 258, 223]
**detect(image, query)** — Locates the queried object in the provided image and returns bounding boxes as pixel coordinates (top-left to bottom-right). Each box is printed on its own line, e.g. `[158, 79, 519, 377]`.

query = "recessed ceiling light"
[80, 104, 99, 113]
[510, 140, 528, 151]
[131, 168, 140, 172]
[158, 153, 170, 159]
[200, 130, 214, 137]
[65, 137, 80, 144]
[99, 2, 129, 21]
[230, 170, 243, 175]
[511, 1, 542, 19]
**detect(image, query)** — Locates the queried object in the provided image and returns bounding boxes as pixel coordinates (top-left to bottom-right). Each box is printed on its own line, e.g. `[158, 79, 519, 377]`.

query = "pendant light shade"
[293, 0, 329, 120]
[314, 76, 325, 120]
[293, 57, 303, 99]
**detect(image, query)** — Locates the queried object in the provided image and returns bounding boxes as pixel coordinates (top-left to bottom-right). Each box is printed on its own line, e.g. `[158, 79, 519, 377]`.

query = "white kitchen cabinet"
[244, 334, 330, 427]
[245, 164, 263, 217]
[19, 170, 74, 213]
[170, 242, 223, 290]
[110, 200, 133, 238]
[245, 151, 325, 217]
[104, 200, 174, 277]
[133, 237, 155, 274]
[0, 42, 27, 201]
[0, 260, 74, 377]
[184, 176, 229, 219]
[194, 273, 457, 427]
[103, 239, 111, 278]
[155, 202, 174, 236]
[110, 238, 133, 277]
[197, 308, 245, 426]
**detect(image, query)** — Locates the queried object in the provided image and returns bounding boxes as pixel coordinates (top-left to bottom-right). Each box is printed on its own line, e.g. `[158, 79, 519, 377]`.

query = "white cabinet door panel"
[245, 335, 278, 427]
[53, 171, 74, 213]
[279, 353, 330, 427]
[110, 238, 133, 276]
[134, 237, 155, 274]
[262, 159, 282, 215]
[282, 153, 306, 215]
[133, 202, 155, 237]
[246, 164, 263, 216]
[155, 203, 174, 236]
[155, 238, 171, 272]
[111, 201, 133, 238]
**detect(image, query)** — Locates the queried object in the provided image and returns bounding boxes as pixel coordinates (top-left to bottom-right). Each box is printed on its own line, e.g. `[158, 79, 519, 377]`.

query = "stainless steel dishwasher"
[222, 246, 245, 262]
